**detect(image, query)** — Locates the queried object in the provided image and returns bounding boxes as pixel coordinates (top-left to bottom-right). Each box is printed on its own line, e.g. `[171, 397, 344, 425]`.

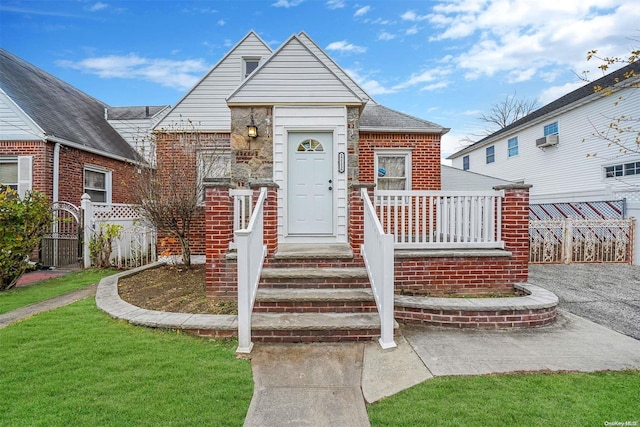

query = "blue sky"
[1, 0, 638, 159]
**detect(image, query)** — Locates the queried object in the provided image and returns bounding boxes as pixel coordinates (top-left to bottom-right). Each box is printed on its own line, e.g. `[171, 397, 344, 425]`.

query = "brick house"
[154, 32, 544, 347]
[0, 49, 154, 267]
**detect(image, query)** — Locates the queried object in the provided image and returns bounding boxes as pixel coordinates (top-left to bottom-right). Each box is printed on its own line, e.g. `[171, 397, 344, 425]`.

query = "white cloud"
[345, 68, 396, 95]
[57, 54, 209, 91]
[427, 0, 640, 81]
[272, 0, 304, 8]
[217, 19, 225, 26]
[325, 40, 367, 54]
[326, 0, 345, 9]
[405, 26, 418, 36]
[538, 81, 585, 105]
[419, 81, 449, 91]
[393, 67, 451, 91]
[401, 10, 429, 21]
[378, 31, 395, 41]
[354, 6, 370, 17]
[88, 2, 108, 12]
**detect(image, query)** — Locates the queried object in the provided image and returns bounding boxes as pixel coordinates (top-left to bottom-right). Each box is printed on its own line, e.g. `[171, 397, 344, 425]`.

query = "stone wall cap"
[349, 182, 376, 190]
[493, 183, 533, 191]
[249, 180, 279, 189]
[203, 178, 234, 188]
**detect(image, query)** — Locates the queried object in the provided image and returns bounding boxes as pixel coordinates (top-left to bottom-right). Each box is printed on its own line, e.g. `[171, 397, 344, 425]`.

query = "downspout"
[53, 142, 60, 203]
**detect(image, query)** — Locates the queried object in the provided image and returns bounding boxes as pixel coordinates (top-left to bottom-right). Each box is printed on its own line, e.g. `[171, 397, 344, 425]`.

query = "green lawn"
[0, 298, 254, 427]
[367, 370, 640, 426]
[0, 269, 115, 314]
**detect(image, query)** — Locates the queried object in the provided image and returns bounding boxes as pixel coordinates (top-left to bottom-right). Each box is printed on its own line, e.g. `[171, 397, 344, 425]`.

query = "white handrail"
[361, 188, 396, 349]
[235, 187, 268, 354]
[375, 190, 505, 249]
[229, 188, 254, 250]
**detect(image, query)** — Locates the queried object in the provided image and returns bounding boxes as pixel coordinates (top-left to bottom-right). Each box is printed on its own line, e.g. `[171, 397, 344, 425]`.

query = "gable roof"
[226, 34, 364, 105]
[156, 30, 272, 131]
[360, 104, 449, 134]
[0, 48, 141, 162]
[449, 61, 640, 159]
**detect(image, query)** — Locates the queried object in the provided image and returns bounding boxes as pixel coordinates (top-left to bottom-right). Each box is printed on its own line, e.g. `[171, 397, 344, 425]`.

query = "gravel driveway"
[529, 264, 640, 340]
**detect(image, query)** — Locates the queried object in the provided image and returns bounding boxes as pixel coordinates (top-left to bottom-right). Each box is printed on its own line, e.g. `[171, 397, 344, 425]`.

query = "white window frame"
[84, 165, 112, 203]
[507, 136, 519, 158]
[462, 155, 470, 171]
[242, 57, 261, 79]
[486, 145, 495, 164]
[603, 160, 640, 179]
[197, 148, 231, 203]
[374, 149, 412, 191]
[544, 121, 559, 136]
[0, 155, 32, 197]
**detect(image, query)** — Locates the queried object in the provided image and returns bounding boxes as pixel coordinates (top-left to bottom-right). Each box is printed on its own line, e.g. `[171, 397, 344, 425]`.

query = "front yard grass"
[367, 370, 640, 426]
[0, 298, 253, 427]
[0, 269, 115, 314]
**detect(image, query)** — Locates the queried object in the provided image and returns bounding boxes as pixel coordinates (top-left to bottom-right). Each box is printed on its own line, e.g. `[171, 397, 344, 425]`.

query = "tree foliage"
[133, 119, 226, 267]
[582, 45, 639, 157]
[0, 188, 52, 290]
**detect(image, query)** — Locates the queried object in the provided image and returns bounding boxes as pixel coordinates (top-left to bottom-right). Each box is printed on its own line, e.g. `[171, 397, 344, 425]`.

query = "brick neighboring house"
[0, 48, 145, 205]
[152, 31, 544, 345]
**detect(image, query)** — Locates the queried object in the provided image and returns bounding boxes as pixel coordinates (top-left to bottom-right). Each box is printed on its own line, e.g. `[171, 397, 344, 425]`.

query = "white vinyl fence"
[81, 194, 157, 269]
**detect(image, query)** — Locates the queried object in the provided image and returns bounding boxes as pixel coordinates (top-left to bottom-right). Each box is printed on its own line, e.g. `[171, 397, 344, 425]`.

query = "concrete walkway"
[0, 284, 97, 329]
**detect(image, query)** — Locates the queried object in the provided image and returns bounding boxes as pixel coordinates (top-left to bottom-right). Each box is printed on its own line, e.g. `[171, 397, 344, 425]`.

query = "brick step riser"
[264, 260, 365, 269]
[251, 328, 379, 343]
[260, 278, 371, 289]
[253, 301, 378, 313]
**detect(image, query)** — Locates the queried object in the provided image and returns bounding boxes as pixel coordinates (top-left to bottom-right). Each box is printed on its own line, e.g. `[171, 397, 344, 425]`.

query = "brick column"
[204, 179, 235, 300]
[249, 180, 279, 258]
[349, 182, 375, 256]
[495, 183, 532, 283]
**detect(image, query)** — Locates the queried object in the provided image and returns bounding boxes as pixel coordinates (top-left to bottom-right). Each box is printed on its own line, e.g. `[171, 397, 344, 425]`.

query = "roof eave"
[360, 126, 450, 135]
[46, 135, 145, 166]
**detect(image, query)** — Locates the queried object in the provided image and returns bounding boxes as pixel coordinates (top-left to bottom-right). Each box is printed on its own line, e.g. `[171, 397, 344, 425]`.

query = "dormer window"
[243, 58, 260, 79]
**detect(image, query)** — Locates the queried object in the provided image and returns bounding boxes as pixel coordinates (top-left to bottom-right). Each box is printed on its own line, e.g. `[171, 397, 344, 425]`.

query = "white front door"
[287, 131, 334, 235]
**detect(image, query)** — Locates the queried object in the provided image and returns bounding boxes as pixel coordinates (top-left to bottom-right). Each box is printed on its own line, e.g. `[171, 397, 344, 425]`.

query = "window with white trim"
[604, 161, 640, 178]
[375, 150, 411, 190]
[197, 149, 231, 202]
[507, 137, 519, 157]
[544, 122, 558, 136]
[486, 145, 495, 164]
[243, 57, 260, 79]
[84, 166, 111, 203]
[462, 155, 470, 171]
[0, 155, 32, 197]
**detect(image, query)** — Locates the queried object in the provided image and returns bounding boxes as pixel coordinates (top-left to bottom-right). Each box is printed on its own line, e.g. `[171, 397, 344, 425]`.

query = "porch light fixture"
[247, 111, 258, 138]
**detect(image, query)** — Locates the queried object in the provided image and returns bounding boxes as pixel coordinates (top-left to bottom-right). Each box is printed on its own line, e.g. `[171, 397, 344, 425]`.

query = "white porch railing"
[361, 188, 396, 349]
[375, 190, 505, 249]
[236, 187, 268, 354]
[229, 188, 254, 250]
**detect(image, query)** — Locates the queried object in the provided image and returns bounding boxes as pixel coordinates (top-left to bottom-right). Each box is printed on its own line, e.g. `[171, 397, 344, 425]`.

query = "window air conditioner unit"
[536, 134, 559, 148]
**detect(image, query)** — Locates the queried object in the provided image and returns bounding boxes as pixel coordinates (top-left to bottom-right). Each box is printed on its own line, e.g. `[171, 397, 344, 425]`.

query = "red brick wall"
[154, 132, 231, 256]
[358, 132, 441, 190]
[1, 140, 137, 204]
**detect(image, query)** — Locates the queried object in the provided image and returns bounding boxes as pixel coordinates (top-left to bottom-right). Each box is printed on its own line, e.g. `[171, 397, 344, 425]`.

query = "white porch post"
[81, 193, 92, 268]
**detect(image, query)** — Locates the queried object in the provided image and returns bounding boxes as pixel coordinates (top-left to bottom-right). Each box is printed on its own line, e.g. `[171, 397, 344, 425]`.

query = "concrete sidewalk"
[0, 284, 97, 329]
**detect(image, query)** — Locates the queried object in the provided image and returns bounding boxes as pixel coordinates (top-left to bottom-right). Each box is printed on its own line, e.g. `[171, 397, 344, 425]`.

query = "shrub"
[0, 188, 52, 290]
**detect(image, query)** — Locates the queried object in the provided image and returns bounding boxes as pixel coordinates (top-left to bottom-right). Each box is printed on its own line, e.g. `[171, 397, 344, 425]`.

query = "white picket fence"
[81, 194, 157, 269]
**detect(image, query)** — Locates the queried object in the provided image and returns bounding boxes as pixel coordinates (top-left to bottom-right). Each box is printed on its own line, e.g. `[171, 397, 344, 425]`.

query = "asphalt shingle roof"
[0, 48, 140, 162]
[106, 106, 169, 120]
[360, 104, 449, 134]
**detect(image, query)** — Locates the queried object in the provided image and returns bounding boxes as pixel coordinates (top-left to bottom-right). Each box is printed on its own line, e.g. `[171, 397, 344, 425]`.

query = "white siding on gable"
[273, 106, 348, 243]
[297, 32, 372, 104]
[452, 86, 640, 203]
[156, 32, 272, 132]
[228, 37, 363, 105]
[0, 90, 43, 140]
[108, 111, 169, 162]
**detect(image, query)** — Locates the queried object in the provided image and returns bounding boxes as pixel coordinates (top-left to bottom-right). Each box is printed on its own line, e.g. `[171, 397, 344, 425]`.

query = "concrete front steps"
[251, 244, 388, 343]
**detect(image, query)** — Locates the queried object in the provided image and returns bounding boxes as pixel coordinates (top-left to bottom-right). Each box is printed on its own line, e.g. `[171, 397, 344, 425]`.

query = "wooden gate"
[40, 201, 82, 268]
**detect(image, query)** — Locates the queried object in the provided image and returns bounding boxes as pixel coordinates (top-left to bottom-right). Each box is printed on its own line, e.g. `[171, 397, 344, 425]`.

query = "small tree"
[0, 188, 52, 290]
[133, 119, 227, 267]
